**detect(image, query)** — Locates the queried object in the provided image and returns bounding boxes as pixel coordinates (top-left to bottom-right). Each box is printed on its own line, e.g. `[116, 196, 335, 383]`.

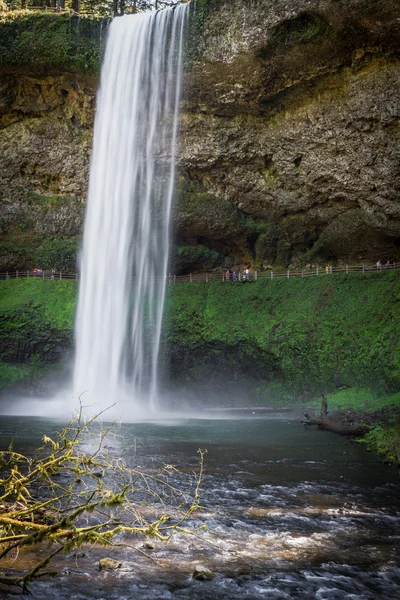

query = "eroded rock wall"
[178, 0, 400, 267]
[1, 1, 399, 271]
[0, 72, 94, 269]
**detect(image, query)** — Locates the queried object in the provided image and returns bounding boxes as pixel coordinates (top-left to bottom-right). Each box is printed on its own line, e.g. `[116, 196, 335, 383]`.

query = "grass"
[164, 271, 400, 403]
[1, 272, 400, 409]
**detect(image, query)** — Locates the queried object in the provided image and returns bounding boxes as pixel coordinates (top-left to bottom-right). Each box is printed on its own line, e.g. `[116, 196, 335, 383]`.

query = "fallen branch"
[301, 394, 369, 437]
[0, 399, 206, 591]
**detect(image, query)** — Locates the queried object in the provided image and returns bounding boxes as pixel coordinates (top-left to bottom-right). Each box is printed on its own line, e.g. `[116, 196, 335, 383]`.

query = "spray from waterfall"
[73, 5, 188, 417]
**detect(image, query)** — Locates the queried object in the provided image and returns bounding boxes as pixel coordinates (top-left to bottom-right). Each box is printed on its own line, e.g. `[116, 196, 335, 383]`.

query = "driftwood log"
[302, 394, 369, 437]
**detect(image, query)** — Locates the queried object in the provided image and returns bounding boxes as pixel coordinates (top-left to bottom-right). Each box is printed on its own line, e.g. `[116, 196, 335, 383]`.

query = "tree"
[0, 401, 205, 592]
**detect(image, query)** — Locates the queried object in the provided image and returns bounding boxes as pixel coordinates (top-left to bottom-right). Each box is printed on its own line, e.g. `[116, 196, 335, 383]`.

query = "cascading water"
[73, 5, 188, 418]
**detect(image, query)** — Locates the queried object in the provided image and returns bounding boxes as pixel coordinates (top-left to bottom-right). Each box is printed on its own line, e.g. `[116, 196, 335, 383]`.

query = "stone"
[98, 557, 122, 571]
[192, 565, 216, 581]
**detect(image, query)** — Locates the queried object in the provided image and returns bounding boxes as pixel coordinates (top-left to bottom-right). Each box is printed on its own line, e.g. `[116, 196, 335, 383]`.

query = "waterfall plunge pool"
[1, 417, 399, 599]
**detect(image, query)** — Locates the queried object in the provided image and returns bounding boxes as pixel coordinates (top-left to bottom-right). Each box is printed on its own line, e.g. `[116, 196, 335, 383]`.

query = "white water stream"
[73, 6, 188, 417]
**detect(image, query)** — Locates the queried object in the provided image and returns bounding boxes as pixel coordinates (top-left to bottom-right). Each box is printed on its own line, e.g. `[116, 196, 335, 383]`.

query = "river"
[1, 416, 399, 599]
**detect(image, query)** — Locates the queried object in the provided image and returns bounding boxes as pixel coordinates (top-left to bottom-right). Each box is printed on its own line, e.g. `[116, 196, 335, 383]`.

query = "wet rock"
[192, 565, 216, 581]
[98, 557, 122, 571]
[142, 541, 156, 550]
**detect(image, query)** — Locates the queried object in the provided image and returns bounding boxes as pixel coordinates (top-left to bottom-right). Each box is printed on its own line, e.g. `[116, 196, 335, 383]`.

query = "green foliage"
[0, 280, 76, 383]
[360, 422, 400, 464]
[0, 279, 76, 331]
[35, 237, 79, 271]
[0, 12, 104, 74]
[314, 389, 400, 411]
[164, 271, 400, 402]
[0, 357, 48, 388]
[2, 272, 400, 407]
[174, 244, 221, 272]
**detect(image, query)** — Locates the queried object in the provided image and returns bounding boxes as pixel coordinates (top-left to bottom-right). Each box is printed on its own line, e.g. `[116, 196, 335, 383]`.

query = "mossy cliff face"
[177, 0, 400, 268]
[0, 13, 100, 270]
[0, 70, 96, 269]
[1, 2, 400, 270]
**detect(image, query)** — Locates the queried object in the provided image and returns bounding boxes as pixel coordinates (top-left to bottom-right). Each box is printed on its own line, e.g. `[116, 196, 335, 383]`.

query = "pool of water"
[1, 416, 399, 599]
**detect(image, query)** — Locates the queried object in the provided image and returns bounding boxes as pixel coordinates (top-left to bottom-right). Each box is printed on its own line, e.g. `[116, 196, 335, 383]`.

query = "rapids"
[1, 416, 399, 599]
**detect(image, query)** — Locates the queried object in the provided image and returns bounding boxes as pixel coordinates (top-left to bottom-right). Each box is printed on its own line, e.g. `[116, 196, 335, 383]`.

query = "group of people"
[376, 260, 393, 270]
[33, 268, 56, 279]
[225, 268, 251, 281]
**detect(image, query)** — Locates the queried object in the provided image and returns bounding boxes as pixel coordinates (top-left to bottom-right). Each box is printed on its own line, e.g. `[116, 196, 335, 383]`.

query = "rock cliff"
[1, 1, 399, 271]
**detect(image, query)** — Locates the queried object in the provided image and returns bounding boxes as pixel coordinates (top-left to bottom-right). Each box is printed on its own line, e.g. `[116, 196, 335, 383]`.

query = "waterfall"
[73, 5, 188, 417]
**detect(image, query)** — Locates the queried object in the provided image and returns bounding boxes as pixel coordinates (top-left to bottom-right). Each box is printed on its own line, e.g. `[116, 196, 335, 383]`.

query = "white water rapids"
[73, 6, 188, 418]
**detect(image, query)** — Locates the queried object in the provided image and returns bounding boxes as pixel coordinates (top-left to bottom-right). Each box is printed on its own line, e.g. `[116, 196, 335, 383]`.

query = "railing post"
[316, 266, 319, 276]
[27, 270, 29, 278]
[174, 274, 176, 284]
[206, 273, 209, 283]
[302, 270, 304, 278]
[222, 271, 224, 281]
[16, 270, 19, 279]
[239, 271, 241, 281]
[255, 270, 257, 280]
[346, 265, 348, 274]
[271, 271, 273, 280]
[6, 272, 9, 279]
[60, 271, 62, 280]
[287, 270, 290, 279]
[362, 265, 365, 274]
[190, 273, 192, 282]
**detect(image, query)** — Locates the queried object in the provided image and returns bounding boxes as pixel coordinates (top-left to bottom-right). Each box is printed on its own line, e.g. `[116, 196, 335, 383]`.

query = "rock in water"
[98, 557, 122, 571]
[192, 565, 216, 581]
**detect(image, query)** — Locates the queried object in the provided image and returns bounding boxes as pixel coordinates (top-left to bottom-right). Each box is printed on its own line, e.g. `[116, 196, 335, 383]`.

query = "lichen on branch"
[0, 399, 206, 591]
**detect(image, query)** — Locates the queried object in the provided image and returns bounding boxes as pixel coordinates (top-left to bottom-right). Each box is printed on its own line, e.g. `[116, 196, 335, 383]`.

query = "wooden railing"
[0, 263, 398, 284]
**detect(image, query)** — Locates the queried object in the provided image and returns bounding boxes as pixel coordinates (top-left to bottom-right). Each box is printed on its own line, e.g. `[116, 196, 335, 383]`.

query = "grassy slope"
[1, 272, 399, 408]
[0, 279, 75, 387]
[164, 271, 400, 406]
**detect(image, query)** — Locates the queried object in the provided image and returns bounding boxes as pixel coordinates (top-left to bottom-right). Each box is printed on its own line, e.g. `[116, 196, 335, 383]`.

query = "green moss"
[35, 237, 79, 271]
[164, 271, 400, 402]
[0, 279, 76, 329]
[28, 193, 64, 209]
[0, 11, 104, 74]
[1, 272, 400, 409]
[258, 11, 332, 59]
[312, 389, 400, 411]
[359, 421, 400, 464]
[174, 244, 221, 273]
[0, 357, 49, 389]
[0, 232, 80, 271]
